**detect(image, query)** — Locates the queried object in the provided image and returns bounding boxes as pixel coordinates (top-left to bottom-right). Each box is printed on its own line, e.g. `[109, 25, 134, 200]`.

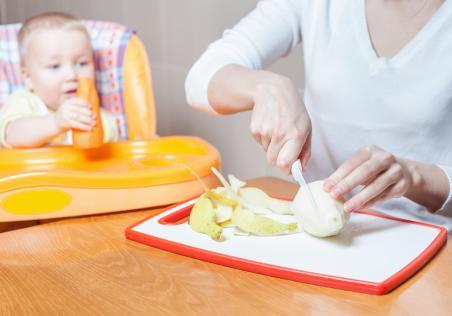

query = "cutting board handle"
[158, 205, 192, 225]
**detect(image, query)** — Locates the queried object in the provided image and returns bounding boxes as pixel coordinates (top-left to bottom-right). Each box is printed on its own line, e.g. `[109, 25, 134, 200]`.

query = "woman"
[185, 0, 452, 230]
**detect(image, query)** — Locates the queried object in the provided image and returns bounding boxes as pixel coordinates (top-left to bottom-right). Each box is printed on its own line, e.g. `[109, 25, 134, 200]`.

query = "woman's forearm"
[207, 64, 288, 114]
[403, 158, 450, 212]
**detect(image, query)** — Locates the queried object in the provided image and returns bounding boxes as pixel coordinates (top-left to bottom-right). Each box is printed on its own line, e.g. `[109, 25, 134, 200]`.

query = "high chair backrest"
[0, 21, 156, 140]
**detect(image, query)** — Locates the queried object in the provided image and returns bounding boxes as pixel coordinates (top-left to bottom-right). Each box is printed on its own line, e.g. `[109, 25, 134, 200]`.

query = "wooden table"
[1, 177, 451, 315]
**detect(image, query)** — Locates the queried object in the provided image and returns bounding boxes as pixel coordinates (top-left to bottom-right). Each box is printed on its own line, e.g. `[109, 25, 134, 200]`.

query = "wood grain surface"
[0, 177, 451, 316]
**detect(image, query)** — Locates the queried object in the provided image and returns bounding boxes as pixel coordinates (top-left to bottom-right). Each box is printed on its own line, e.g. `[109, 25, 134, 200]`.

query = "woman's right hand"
[206, 65, 312, 173]
[250, 74, 312, 173]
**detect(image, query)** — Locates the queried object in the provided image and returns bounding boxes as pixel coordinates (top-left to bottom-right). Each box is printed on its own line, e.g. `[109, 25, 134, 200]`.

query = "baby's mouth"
[64, 89, 77, 96]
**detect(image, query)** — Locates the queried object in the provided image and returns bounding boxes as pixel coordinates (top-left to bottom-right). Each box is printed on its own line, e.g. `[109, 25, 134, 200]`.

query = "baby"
[0, 12, 118, 148]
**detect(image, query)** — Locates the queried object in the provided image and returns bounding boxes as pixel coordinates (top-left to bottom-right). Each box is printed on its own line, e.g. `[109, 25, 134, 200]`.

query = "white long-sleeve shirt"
[185, 0, 452, 231]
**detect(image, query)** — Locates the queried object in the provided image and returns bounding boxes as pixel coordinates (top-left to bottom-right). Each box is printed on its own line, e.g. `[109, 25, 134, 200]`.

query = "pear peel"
[240, 187, 293, 215]
[232, 207, 297, 236]
[214, 204, 234, 223]
[189, 167, 298, 241]
[189, 195, 223, 241]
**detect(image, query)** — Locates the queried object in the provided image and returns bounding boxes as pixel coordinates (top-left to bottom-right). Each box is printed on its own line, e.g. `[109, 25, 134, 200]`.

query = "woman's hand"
[323, 145, 414, 212]
[249, 75, 312, 173]
[207, 65, 312, 174]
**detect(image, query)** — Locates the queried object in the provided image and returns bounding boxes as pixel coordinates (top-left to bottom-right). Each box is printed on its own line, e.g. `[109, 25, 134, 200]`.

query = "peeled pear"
[291, 180, 348, 237]
[231, 207, 297, 236]
[189, 195, 223, 240]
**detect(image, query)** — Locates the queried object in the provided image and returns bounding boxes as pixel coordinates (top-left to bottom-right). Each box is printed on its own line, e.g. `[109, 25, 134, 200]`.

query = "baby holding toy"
[0, 11, 119, 148]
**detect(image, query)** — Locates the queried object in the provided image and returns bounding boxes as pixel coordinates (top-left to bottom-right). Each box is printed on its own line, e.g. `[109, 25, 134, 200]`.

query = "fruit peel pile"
[189, 168, 297, 241]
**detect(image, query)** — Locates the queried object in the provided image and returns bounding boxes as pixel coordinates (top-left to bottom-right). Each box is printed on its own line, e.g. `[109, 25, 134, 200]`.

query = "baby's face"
[21, 28, 95, 110]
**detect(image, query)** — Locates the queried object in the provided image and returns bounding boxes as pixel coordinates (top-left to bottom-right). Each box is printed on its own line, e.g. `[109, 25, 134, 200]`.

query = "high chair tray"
[125, 198, 447, 295]
[0, 136, 220, 222]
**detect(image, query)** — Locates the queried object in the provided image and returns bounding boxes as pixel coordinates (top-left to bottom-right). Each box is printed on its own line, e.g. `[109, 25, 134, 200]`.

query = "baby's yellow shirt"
[0, 90, 119, 148]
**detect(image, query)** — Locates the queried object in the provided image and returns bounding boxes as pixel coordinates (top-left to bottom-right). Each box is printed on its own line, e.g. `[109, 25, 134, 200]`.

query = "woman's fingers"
[276, 138, 305, 173]
[324, 147, 372, 192]
[299, 132, 311, 170]
[358, 180, 406, 211]
[328, 158, 393, 199]
[266, 136, 281, 167]
[249, 116, 271, 152]
[248, 76, 312, 172]
[326, 144, 413, 212]
[343, 166, 400, 211]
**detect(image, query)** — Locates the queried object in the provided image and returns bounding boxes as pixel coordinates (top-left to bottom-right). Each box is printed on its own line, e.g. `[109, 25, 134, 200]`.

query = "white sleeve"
[185, 0, 303, 114]
[436, 165, 452, 216]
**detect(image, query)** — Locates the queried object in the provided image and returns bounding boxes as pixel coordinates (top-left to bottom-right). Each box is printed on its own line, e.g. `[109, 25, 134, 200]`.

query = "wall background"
[0, 0, 305, 182]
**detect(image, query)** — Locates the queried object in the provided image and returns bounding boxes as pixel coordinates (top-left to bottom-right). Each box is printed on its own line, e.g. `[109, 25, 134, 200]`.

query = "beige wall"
[1, 0, 304, 181]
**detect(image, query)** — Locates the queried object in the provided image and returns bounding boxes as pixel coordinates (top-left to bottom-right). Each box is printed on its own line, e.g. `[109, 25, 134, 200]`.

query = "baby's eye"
[78, 61, 88, 67]
[48, 64, 60, 70]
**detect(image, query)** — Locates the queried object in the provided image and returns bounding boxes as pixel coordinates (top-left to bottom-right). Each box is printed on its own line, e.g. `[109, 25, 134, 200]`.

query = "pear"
[189, 195, 223, 241]
[291, 180, 349, 237]
[231, 207, 297, 236]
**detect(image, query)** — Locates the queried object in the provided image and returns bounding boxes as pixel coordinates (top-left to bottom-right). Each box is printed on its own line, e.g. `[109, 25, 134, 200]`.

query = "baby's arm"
[5, 97, 95, 148]
[6, 114, 64, 148]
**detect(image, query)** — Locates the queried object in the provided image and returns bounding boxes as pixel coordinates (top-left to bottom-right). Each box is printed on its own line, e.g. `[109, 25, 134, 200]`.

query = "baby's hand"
[54, 97, 96, 132]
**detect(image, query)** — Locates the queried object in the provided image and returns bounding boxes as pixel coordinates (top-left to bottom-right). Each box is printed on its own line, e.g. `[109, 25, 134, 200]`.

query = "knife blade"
[290, 159, 320, 225]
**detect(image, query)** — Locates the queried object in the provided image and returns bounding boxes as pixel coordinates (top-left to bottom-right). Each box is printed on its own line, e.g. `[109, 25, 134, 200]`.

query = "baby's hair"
[18, 12, 90, 65]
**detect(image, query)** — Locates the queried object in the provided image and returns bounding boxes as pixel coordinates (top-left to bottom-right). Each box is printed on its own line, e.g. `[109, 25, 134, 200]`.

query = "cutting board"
[125, 197, 447, 295]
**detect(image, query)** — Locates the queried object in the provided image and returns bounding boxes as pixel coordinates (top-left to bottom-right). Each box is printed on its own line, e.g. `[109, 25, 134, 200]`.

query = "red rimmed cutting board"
[125, 198, 447, 295]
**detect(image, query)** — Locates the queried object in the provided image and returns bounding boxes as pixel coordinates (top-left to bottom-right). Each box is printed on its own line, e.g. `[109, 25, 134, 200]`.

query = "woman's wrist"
[252, 72, 293, 103]
[402, 158, 450, 212]
[208, 65, 288, 114]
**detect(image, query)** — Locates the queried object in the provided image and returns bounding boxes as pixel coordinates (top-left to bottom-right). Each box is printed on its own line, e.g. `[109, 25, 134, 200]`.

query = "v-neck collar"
[356, 0, 452, 67]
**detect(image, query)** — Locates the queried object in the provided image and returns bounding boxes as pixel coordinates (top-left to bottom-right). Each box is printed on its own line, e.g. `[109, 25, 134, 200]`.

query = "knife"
[290, 159, 320, 224]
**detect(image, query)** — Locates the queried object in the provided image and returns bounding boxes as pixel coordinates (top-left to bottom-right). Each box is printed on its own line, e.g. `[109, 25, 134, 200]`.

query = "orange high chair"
[0, 21, 220, 223]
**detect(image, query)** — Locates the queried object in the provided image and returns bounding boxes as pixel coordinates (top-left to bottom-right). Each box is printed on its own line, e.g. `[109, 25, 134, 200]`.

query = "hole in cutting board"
[158, 205, 192, 225]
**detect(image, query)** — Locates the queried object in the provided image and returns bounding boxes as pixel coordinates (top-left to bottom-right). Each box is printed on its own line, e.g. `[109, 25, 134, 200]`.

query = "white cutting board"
[126, 198, 447, 295]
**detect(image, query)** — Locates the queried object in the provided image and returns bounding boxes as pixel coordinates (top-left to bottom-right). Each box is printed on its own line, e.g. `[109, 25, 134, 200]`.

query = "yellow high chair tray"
[0, 136, 220, 222]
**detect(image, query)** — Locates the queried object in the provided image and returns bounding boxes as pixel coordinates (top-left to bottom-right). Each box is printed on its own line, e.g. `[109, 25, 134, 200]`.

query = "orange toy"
[72, 78, 104, 148]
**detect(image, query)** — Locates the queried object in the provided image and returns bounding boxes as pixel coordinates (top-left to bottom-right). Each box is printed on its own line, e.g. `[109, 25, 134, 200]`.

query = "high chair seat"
[0, 19, 221, 223]
[0, 21, 156, 140]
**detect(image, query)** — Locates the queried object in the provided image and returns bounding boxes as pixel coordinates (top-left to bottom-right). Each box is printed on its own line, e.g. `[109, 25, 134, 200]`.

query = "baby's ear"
[20, 66, 33, 91]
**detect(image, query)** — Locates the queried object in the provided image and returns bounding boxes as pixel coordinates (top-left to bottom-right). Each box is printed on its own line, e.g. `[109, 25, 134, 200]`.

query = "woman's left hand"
[323, 144, 413, 212]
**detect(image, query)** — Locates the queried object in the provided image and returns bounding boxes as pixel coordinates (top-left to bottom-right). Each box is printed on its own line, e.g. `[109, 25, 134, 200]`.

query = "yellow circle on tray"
[2, 189, 72, 215]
